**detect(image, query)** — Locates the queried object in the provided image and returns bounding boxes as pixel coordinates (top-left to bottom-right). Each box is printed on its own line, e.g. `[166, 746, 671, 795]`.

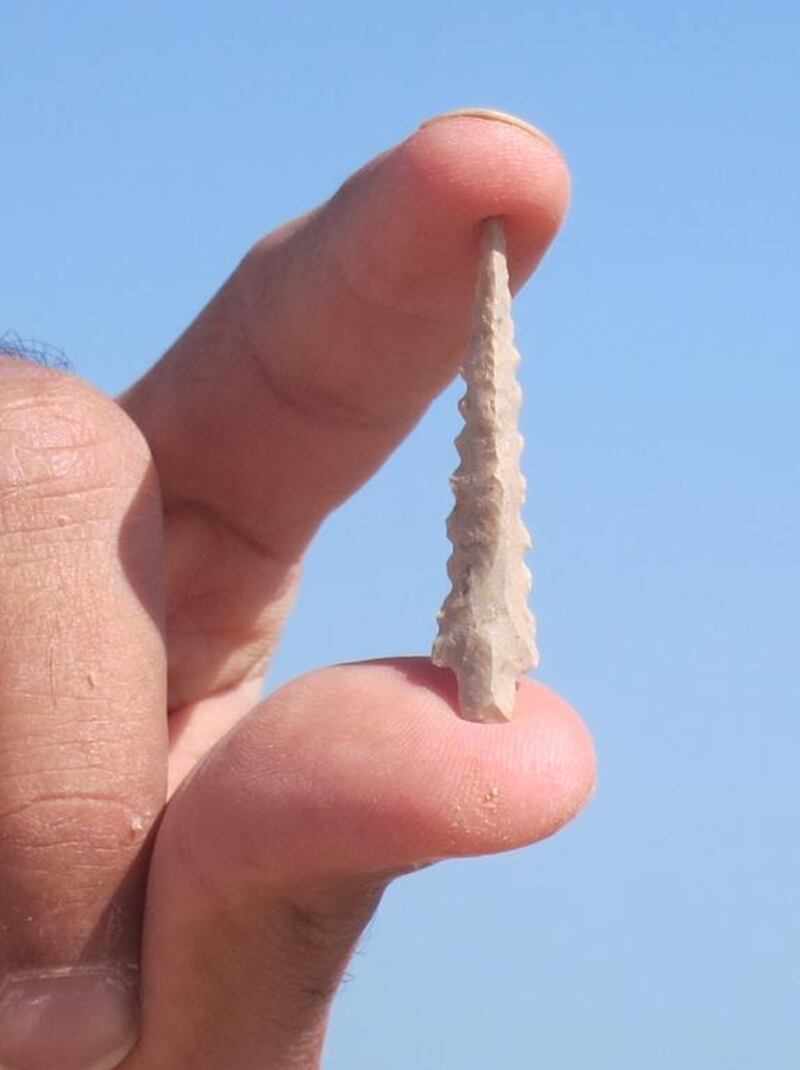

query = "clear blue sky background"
[3, 2, 799, 1067]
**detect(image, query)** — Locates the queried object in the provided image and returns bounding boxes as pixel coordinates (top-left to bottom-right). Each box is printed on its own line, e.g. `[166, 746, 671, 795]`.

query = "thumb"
[129, 660, 595, 1069]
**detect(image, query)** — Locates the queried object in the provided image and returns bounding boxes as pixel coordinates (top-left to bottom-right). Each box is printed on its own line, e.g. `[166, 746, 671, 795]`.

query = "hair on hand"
[0, 331, 73, 371]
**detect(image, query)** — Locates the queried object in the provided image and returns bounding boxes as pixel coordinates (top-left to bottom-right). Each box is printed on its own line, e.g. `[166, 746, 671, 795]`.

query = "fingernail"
[0, 968, 137, 1070]
[418, 108, 556, 146]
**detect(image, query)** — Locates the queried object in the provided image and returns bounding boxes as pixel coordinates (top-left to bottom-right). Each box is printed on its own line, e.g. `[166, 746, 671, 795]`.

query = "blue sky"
[3, 2, 799, 1066]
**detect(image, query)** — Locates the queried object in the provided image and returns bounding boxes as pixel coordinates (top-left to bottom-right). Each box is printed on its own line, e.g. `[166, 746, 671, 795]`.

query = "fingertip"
[399, 109, 572, 281]
[196, 658, 597, 876]
[320, 108, 571, 324]
[363, 661, 597, 850]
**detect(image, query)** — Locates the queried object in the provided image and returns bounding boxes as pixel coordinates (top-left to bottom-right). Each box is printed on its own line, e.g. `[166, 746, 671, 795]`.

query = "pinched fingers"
[0, 359, 167, 1070]
[120, 111, 570, 723]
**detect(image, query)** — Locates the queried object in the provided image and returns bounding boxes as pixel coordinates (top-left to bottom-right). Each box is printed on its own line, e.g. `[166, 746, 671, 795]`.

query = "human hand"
[0, 111, 596, 1070]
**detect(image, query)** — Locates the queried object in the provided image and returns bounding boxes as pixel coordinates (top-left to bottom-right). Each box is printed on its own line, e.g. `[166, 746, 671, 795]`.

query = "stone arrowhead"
[432, 218, 538, 723]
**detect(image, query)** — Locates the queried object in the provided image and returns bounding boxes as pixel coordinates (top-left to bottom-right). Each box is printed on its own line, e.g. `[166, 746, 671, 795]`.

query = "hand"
[0, 111, 596, 1070]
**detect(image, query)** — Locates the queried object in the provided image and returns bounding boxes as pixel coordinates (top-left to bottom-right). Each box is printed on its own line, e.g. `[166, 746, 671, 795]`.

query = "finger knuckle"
[0, 788, 151, 867]
[0, 358, 153, 527]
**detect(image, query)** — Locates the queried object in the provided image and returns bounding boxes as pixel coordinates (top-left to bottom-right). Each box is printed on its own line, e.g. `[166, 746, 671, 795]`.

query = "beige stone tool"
[432, 217, 538, 723]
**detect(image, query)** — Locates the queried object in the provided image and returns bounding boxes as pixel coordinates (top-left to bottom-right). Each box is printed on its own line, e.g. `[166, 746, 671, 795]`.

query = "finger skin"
[129, 661, 595, 1069]
[0, 359, 167, 1065]
[120, 112, 571, 714]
